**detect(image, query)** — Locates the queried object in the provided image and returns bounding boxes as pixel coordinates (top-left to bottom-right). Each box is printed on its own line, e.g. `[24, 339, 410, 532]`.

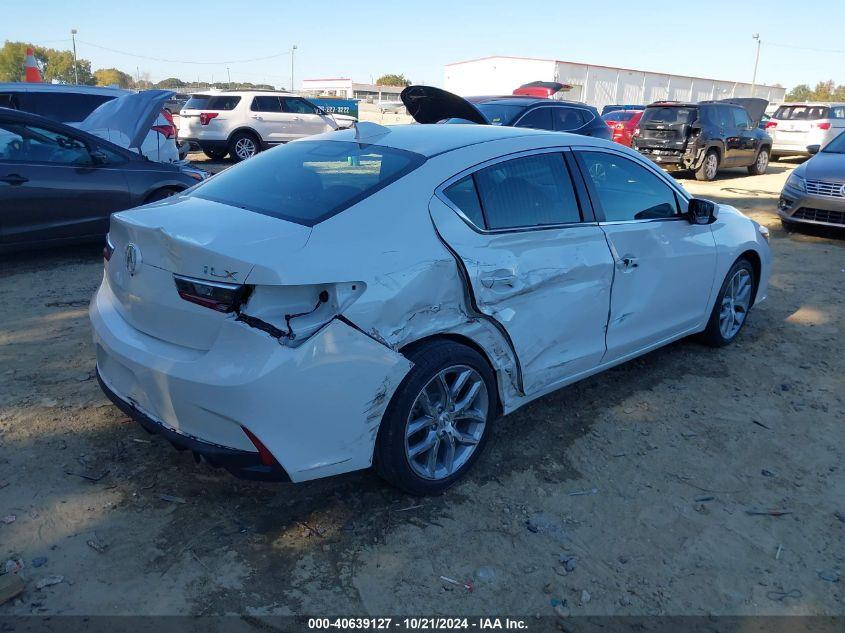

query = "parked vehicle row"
[91, 122, 771, 494]
[766, 102, 845, 159]
[178, 90, 356, 161]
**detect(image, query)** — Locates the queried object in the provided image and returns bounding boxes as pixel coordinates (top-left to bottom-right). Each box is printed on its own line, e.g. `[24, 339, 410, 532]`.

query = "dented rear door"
[429, 150, 614, 396]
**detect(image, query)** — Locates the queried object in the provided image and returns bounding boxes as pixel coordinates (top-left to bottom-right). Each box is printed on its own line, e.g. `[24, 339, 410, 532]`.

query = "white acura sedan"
[90, 123, 771, 495]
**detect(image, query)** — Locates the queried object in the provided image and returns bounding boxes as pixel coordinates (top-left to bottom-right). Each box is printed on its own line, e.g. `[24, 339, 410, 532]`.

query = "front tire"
[229, 131, 261, 162]
[695, 149, 720, 181]
[748, 147, 770, 175]
[374, 340, 497, 495]
[699, 258, 756, 347]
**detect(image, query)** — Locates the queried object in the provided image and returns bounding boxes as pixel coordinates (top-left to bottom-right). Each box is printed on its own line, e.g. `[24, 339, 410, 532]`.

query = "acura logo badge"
[124, 243, 141, 276]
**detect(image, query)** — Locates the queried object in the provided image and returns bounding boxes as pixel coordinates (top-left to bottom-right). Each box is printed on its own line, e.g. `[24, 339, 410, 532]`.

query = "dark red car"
[602, 109, 643, 147]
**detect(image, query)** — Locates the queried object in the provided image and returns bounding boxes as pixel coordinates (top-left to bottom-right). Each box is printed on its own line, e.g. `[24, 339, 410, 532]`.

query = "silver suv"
[768, 102, 845, 159]
[178, 90, 355, 161]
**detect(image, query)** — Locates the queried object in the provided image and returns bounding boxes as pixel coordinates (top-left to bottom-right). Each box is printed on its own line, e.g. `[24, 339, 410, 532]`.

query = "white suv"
[767, 102, 845, 158]
[178, 91, 354, 161]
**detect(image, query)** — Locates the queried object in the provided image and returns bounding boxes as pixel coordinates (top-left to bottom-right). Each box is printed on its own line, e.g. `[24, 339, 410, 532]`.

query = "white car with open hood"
[90, 122, 771, 495]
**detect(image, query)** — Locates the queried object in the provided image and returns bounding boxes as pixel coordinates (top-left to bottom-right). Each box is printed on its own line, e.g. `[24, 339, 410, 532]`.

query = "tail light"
[815, 122, 831, 130]
[633, 127, 640, 137]
[199, 112, 219, 125]
[152, 110, 177, 139]
[103, 235, 115, 261]
[613, 123, 625, 130]
[765, 121, 777, 129]
[173, 275, 249, 313]
[241, 427, 279, 467]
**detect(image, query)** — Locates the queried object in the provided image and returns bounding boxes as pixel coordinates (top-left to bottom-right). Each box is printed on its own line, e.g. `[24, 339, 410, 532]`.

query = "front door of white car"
[574, 149, 717, 361]
[431, 150, 615, 396]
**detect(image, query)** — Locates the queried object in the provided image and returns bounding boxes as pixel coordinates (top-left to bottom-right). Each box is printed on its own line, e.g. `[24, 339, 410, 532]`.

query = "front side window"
[473, 153, 581, 229]
[282, 98, 318, 115]
[515, 107, 553, 130]
[579, 151, 678, 222]
[553, 108, 587, 131]
[0, 122, 92, 165]
[190, 140, 425, 226]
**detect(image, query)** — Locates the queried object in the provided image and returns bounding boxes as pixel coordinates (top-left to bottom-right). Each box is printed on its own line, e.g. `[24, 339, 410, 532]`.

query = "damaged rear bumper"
[90, 279, 412, 483]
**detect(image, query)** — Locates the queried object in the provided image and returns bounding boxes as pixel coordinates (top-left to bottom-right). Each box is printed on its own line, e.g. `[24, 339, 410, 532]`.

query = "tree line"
[785, 81, 845, 102]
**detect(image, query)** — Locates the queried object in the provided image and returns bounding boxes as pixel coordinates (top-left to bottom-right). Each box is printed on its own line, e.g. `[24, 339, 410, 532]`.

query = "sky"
[2, 0, 842, 91]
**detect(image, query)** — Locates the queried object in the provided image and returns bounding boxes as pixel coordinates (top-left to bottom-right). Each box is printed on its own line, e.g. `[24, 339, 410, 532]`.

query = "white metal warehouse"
[443, 56, 786, 110]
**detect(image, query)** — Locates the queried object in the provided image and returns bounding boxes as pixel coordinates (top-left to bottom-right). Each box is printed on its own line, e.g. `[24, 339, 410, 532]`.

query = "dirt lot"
[1, 156, 843, 621]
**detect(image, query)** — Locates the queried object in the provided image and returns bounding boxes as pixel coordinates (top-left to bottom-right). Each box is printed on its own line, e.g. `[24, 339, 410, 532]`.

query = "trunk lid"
[80, 89, 174, 152]
[107, 196, 312, 349]
[401, 85, 488, 124]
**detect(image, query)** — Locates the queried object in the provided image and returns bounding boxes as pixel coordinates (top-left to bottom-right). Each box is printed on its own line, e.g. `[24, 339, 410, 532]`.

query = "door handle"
[1, 174, 28, 185]
[616, 256, 639, 272]
[250, 115, 263, 120]
[480, 270, 517, 288]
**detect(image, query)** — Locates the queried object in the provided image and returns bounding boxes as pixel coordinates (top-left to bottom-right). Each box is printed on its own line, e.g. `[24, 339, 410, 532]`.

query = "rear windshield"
[641, 106, 697, 125]
[603, 111, 638, 122]
[190, 140, 425, 226]
[0, 91, 115, 122]
[184, 95, 241, 110]
[473, 103, 525, 125]
[773, 105, 830, 120]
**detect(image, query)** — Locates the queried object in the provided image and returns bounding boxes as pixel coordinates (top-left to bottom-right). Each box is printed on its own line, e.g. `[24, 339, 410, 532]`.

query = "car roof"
[308, 123, 607, 157]
[0, 82, 130, 96]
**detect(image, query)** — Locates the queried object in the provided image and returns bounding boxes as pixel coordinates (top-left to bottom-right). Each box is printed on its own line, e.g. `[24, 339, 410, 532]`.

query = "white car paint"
[90, 124, 771, 484]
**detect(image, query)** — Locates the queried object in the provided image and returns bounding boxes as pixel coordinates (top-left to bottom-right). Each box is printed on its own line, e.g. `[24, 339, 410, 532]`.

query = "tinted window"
[0, 122, 92, 164]
[641, 106, 697, 125]
[251, 96, 282, 112]
[515, 107, 553, 130]
[282, 98, 318, 115]
[474, 153, 581, 229]
[185, 95, 241, 110]
[701, 105, 731, 129]
[732, 107, 752, 130]
[580, 151, 678, 222]
[191, 140, 424, 226]
[603, 111, 637, 122]
[773, 105, 830, 120]
[473, 103, 524, 125]
[828, 106, 845, 120]
[443, 176, 485, 227]
[554, 108, 587, 131]
[5, 92, 114, 123]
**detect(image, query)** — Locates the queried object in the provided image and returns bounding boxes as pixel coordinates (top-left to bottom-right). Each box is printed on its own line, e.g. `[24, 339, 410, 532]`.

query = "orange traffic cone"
[24, 47, 42, 82]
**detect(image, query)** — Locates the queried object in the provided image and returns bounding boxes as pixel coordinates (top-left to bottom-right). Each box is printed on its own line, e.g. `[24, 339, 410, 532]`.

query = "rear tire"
[374, 340, 497, 496]
[747, 147, 770, 175]
[695, 149, 720, 181]
[699, 258, 756, 347]
[202, 147, 228, 160]
[229, 131, 261, 162]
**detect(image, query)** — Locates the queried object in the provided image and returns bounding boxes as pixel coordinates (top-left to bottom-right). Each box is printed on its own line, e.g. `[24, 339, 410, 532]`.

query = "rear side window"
[185, 95, 241, 110]
[773, 105, 830, 120]
[515, 107, 553, 130]
[474, 153, 581, 229]
[191, 140, 425, 226]
[7, 92, 114, 123]
[443, 176, 485, 227]
[554, 108, 587, 131]
[830, 106, 845, 119]
[579, 151, 678, 222]
[251, 96, 282, 112]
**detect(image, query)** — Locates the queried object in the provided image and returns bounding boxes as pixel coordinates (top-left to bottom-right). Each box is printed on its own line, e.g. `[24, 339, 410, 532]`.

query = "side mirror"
[807, 144, 820, 155]
[687, 198, 718, 225]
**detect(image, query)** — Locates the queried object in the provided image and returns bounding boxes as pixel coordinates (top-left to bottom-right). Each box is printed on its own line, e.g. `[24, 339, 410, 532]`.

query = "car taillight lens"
[765, 121, 777, 129]
[613, 123, 625, 130]
[103, 235, 114, 261]
[173, 275, 249, 313]
[241, 426, 279, 466]
[199, 112, 219, 125]
[815, 122, 831, 130]
[151, 124, 176, 139]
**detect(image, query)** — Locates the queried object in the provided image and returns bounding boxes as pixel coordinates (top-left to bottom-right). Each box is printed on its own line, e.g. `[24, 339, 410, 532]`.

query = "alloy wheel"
[705, 154, 718, 180]
[404, 365, 489, 481]
[756, 150, 769, 173]
[719, 268, 752, 339]
[234, 137, 256, 160]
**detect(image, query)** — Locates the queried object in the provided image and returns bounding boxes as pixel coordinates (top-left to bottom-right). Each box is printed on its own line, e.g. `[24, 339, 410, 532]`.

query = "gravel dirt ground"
[0, 153, 843, 621]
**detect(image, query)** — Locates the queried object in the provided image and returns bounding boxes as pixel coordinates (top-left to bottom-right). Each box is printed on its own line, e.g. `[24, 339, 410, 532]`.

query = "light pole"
[227, 66, 231, 88]
[71, 29, 79, 84]
[751, 33, 761, 96]
[290, 44, 297, 92]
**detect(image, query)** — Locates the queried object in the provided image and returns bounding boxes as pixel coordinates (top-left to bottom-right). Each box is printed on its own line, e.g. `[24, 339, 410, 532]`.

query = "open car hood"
[718, 98, 768, 126]
[401, 85, 488, 125]
[80, 89, 174, 151]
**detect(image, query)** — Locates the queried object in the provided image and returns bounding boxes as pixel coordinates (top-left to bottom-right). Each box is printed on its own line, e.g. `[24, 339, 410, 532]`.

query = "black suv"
[632, 99, 771, 181]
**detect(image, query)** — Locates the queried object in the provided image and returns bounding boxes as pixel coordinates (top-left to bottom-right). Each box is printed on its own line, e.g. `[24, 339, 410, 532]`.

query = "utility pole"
[227, 66, 231, 88]
[70, 29, 79, 84]
[290, 44, 297, 92]
[751, 33, 761, 96]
